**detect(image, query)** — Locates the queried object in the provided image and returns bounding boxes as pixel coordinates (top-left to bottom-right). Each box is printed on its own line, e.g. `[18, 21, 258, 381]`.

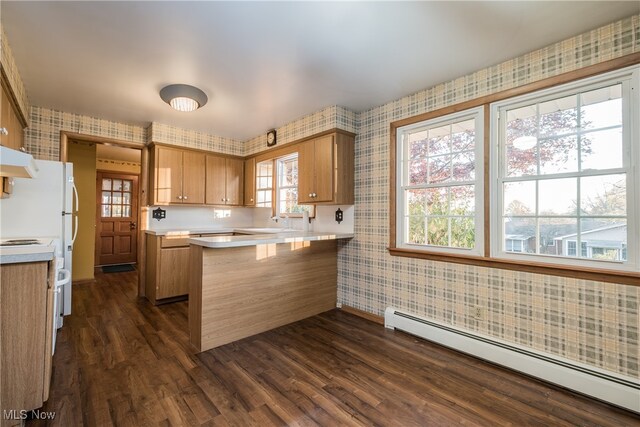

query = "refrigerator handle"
[72, 183, 79, 213]
[71, 215, 78, 246]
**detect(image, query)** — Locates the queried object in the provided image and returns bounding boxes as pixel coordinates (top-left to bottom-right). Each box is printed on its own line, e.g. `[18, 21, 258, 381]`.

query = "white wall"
[146, 205, 254, 231]
[146, 204, 355, 234]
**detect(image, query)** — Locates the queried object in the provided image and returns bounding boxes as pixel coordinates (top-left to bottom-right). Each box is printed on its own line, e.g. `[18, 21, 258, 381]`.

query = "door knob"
[130, 222, 137, 230]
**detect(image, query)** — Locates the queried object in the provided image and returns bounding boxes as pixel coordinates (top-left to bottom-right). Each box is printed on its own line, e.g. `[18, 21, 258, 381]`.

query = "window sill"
[387, 247, 640, 287]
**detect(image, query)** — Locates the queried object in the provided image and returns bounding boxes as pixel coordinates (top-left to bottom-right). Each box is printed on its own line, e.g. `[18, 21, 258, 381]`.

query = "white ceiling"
[2, 2, 638, 141]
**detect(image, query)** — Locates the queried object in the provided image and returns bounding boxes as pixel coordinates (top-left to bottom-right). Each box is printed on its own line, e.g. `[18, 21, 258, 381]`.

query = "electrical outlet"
[473, 306, 485, 320]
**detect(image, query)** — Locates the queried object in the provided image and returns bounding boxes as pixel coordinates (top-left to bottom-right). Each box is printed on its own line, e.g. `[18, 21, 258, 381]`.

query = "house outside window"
[492, 66, 638, 271]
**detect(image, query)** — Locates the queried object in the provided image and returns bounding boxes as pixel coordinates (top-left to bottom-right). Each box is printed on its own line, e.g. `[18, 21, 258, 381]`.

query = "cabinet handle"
[312, 193, 317, 198]
[183, 195, 188, 200]
[177, 195, 183, 200]
[221, 198, 225, 202]
[0, 128, 7, 136]
[250, 198, 254, 202]
[19, 147, 26, 153]
[308, 193, 313, 198]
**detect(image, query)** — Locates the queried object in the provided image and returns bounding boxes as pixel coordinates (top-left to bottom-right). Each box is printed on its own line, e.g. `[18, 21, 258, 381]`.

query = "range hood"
[0, 146, 39, 178]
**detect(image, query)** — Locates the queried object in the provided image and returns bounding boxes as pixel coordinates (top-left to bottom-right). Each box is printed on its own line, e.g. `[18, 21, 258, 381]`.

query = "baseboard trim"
[340, 305, 384, 325]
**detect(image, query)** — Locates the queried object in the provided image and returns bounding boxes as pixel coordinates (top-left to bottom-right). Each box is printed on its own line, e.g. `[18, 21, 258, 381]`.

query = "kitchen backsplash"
[146, 205, 355, 235]
[339, 14, 640, 379]
[146, 206, 255, 231]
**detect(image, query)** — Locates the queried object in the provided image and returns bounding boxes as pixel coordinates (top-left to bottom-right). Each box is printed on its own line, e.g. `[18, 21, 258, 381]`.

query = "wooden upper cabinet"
[155, 147, 183, 204]
[298, 132, 354, 205]
[182, 151, 205, 204]
[225, 158, 244, 205]
[0, 84, 25, 151]
[205, 155, 244, 206]
[205, 155, 227, 204]
[152, 146, 205, 205]
[244, 158, 256, 206]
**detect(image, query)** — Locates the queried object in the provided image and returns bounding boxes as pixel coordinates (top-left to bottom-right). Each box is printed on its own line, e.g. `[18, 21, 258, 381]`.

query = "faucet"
[282, 214, 290, 229]
[270, 215, 279, 223]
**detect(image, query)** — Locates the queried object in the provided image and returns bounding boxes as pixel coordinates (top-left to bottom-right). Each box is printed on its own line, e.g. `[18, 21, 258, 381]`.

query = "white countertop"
[145, 228, 237, 236]
[0, 245, 56, 264]
[189, 231, 354, 248]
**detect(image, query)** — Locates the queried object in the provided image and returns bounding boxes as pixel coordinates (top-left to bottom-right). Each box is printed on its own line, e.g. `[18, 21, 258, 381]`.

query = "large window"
[390, 63, 640, 282]
[396, 107, 484, 255]
[492, 67, 638, 271]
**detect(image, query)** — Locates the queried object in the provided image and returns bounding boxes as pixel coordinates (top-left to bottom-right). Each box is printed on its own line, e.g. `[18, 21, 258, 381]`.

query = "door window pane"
[102, 179, 112, 190]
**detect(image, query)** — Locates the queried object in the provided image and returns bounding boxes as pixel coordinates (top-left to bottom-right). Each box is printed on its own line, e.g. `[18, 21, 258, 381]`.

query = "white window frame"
[396, 107, 485, 256]
[490, 65, 639, 272]
[276, 154, 297, 215]
[255, 160, 273, 208]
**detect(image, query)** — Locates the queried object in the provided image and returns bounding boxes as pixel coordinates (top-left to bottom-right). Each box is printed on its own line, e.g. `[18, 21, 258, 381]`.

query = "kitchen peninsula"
[187, 231, 352, 352]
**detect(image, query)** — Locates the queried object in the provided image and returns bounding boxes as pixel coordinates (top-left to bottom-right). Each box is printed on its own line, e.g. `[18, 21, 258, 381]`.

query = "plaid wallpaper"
[24, 107, 147, 160]
[244, 105, 358, 156]
[149, 122, 242, 156]
[339, 14, 640, 378]
[0, 26, 30, 123]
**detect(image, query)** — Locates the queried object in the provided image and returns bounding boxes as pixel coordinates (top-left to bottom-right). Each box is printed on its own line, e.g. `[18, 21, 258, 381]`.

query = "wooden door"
[205, 155, 227, 204]
[156, 147, 183, 204]
[96, 172, 139, 266]
[297, 140, 316, 204]
[313, 134, 334, 202]
[182, 151, 205, 204]
[244, 157, 256, 206]
[225, 158, 244, 205]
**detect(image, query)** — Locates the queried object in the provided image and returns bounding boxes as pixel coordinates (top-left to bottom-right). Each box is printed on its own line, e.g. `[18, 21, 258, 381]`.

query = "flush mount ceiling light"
[159, 84, 208, 112]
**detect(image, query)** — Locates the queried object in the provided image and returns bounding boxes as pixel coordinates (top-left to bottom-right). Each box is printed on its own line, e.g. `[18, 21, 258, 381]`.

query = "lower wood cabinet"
[145, 233, 232, 304]
[145, 234, 190, 304]
[0, 260, 54, 426]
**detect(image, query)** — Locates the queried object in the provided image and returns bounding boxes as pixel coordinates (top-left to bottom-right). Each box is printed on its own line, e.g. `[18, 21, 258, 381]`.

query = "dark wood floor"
[30, 270, 639, 426]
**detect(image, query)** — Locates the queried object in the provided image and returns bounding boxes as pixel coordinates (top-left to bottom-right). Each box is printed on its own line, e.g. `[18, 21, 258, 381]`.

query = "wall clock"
[266, 129, 277, 147]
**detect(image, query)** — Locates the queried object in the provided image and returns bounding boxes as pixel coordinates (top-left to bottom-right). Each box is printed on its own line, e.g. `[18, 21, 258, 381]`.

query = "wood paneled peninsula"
[187, 231, 353, 352]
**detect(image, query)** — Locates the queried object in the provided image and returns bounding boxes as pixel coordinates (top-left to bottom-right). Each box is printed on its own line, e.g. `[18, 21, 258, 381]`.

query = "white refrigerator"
[0, 159, 77, 318]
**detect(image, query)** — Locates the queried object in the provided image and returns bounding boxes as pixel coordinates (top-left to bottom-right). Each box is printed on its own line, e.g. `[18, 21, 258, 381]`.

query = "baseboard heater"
[384, 307, 640, 413]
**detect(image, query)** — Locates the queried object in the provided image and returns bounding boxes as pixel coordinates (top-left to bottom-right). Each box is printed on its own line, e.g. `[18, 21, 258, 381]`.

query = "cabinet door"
[156, 147, 184, 204]
[225, 158, 244, 206]
[313, 134, 335, 202]
[244, 158, 256, 206]
[205, 155, 227, 204]
[182, 151, 205, 204]
[157, 247, 190, 299]
[297, 140, 316, 204]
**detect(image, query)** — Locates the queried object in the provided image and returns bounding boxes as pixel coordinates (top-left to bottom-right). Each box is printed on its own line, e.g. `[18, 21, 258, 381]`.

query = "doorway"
[95, 172, 139, 266]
